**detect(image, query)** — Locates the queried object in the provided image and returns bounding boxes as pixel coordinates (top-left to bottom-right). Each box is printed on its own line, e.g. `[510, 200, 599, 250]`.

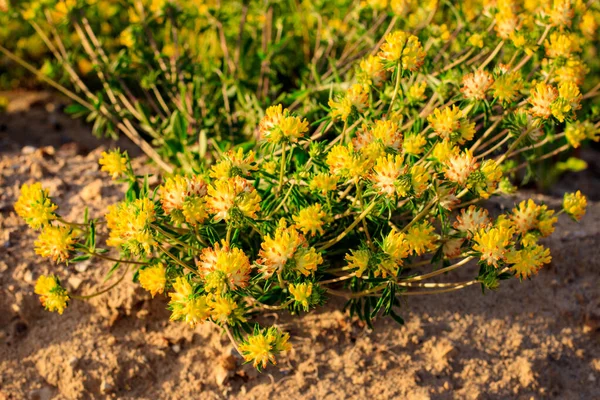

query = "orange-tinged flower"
[293, 204, 327, 236]
[35, 275, 69, 314]
[197, 241, 252, 292]
[378, 30, 426, 71]
[473, 225, 514, 267]
[206, 176, 261, 222]
[139, 263, 167, 297]
[506, 244, 551, 279]
[34, 225, 75, 263]
[454, 206, 491, 238]
[15, 183, 57, 229]
[461, 70, 494, 100]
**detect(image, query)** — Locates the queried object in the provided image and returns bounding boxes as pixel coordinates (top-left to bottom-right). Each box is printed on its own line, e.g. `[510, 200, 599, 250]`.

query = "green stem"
[86, 251, 147, 265]
[278, 142, 287, 194]
[388, 63, 403, 114]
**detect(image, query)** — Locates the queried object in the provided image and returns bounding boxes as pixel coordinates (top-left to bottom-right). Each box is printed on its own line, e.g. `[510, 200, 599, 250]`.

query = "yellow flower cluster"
[258, 104, 309, 144]
[506, 244, 552, 279]
[563, 191, 587, 221]
[473, 225, 514, 267]
[106, 197, 156, 255]
[209, 148, 257, 180]
[293, 204, 328, 236]
[428, 106, 475, 144]
[329, 84, 369, 122]
[34, 275, 69, 314]
[461, 70, 494, 100]
[258, 219, 323, 277]
[206, 176, 261, 222]
[139, 263, 167, 297]
[289, 282, 313, 310]
[34, 225, 75, 263]
[239, 327, 291, 370]
[159, 174, 208, 225]
[197, 241, 252, 292]
[99, 149, 128, 180]
[378, 30, 426, 71]
[15, 183, 57, 229]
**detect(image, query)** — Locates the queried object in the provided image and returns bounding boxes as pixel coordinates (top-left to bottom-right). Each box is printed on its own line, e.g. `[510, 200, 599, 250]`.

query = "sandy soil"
[1, 93, 599, 399]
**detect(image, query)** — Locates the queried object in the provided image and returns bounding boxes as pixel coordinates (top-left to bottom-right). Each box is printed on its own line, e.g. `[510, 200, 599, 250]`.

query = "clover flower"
[326, 144, 369, 179]
[381, 229, 410, 267]
[528, 82, 558, 119]
[472, 225, 514, 267]
[160, 175, 208, 224]
[371, 154, 406, 197]
[293, 204, 327, 236]
[406, 222, 438, 256]
[15, 183, 57, 229]
[309, 173, 338, 195]
[358, 55, 388, 86]
[206, 176, 261, 222]
[239, 327, 291, 370]
[106, 197, 156, 255]
[461, 70, 494, 100]
[34, 225, 75, 263]
[506, 245, 552, 279]
[289, 282, 313, 310]
[139, 263, 167, 297]
[345, 249, 371, 277]
[454, 206, 491, 239]
[550, 81, 582, 122]
[168, 277, 211, 327]
[563, 191, 587, 221]
[428, 106, 474, 144]
[443, 150, 478, 186]
[208, 295, 242, 323]
[565, 121, 598, 148]
[259, 104, 309, 144]
[378, 30, 426, 72]
[99, 149, 128, 180]
[329, 84, 369, 122]
[403, 133, 427, 156]
[197, 241, 252, 292]
[35, 275, 69, 314]
[492, 70, 523, 104]
[210, 148, 257, 180]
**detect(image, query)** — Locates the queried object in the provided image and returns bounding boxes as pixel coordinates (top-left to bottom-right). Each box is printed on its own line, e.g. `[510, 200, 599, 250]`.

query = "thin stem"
[388, 63, 403, 114]
[86, 251, 147, 265]
[278, 142, 287, 194]
[157, 243, 197, 273]
[223, 324, 241, 355]
[402, 256, 474, 283]
[71, 266, 130, 300]
[479, 40, 504, 70]
[318, 202, 377, 251]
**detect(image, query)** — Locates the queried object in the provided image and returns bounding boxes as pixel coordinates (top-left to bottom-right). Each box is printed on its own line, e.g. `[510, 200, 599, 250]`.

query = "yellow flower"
[461, 70, 494, 100]
[119, 28, 135, 48]
[549, 0, 573, 27]
[182, 196, 208, 226]
[492, 70, 523, 104]
[293, 204, 327, 236]
[326, 144, 369, 179]
[99, 149, 128, 179]
[563, 191, 587, 221]
[258, 219, 304, 276]
[159, 175, 207, 220]
[258, 104, 309, 144]
[329, 84, 369, 122]
[365, 119, 403, 151]
[34, 275, 69, 314]
[239, 327, 291, 370]
[506, 245, 551, 279]
[381, 229, 410, 267]
[432, 140, 458, 163]
[371, 154, 406, 197]
[309, 173, 338, 195]
[406, 222, 438, 256]
[410, 164, 430, 197]
[34, 225, 75, 263]
[428, 106, 473, 144]
[443, 150, 478, 186]
[475, 159, 503, 199]
[378, 30, 426, 72]
[510, 199, 541, 234]
[406, 81, 427, 103]
[454, 206, 491, 238]
[468, 33, 484, 48]
[139, 263, 167, 297]
[545, 32, 579, 59]
[345, 249, 371, 277]
[206, 176, 261, 222]
[293, 247, 323, 276]
[580, 11, 598, 40]
[210, 148, 257, 180]
[473, 225, 514, 267]
[494, 8, 518, 39]
[528, 82, 558, 119]
[168, 277, 211, 327]
[106, 197, 156, 255]
[550, 81, 581, 123]
[289, 282, 313, 310]
[197, 241, 252, 292]
[403, 133, 427, 156]
[358, 55, 388, 87]
[554, 59, 588, 86]
[565, 121, 598, 148]
[208, 295, 241, 323]
[15, 183, 58, 230]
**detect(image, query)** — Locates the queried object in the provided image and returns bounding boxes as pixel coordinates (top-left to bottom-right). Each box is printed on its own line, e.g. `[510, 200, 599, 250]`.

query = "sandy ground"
[1, 93, 599, 399]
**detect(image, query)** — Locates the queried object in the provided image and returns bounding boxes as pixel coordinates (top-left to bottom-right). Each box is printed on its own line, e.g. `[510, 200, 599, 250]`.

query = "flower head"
[473, 225, 514, 267]
[428, 106, 474, 144]
[160, 175, 208, 224]
[309, 173, 338, 195]
[99, 149, 128, 179]
[492, 70, 523, 104]
[565, 121, 598, 148]
[563, 191, 587, 221]
[345, 249, 371, 277]
[454, 206, 491, 238]
[329, 84, 369, 122]
[106, 197, 156, 255]
[370, 154, 407, 197]
[15, 183, 57, 229]
[381, 229, 410, 267]
[378, 30, 426, 71]
[35, 275, 69, 314]
[197, 241, 252, 292]
[358, 55, 388, 86]
[528, 82, 558, 119]
[506, 245, 551, 279]
[259, 105, 309, 144]
[443, 150, 478, 186]
[34, 225, 75, 263]
[210, 148, 257, 180]
[168, 277, 211, 326]
[461, 70, 494, 100]
[326, 144, 369, 179]
[139, 263, 167, 297]
[406, 222, 438, 256]
[206, 176, 261, 222]
[289, 282, 313, 310]
[239, 327, 291, 370]
[293, 204, 327, 236]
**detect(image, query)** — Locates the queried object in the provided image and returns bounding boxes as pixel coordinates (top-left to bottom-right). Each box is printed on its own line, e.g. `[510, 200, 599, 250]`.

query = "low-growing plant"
[13, 0, 600, 370]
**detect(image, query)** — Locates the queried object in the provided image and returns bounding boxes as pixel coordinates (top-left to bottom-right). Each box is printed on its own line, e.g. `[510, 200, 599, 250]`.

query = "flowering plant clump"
[13, 0, 600, 370]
